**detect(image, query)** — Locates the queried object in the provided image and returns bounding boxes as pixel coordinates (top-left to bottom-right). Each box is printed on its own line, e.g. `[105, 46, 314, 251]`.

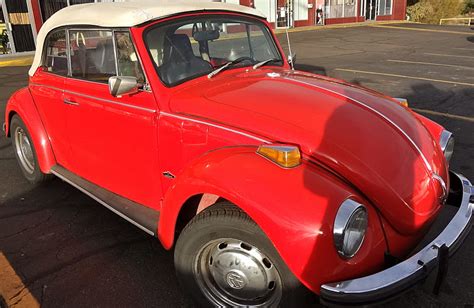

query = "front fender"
[159, 146, 387, 293]
[5, 87, 56, 173]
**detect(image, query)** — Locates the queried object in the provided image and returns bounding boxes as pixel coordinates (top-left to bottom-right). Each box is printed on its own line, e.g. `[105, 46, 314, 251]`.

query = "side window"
[114, 31, 145, 83]
[43, 29, 68, 76]
[69, 29, 116, 82]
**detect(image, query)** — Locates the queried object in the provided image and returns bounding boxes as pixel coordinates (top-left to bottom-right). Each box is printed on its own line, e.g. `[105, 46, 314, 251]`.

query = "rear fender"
[158, 146, 387, 293]
[5, 87, 56, 173]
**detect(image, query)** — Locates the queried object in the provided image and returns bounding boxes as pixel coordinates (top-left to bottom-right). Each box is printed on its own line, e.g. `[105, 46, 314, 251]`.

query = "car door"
[64, 28, 161, 208]
[29, 28, 71, 168]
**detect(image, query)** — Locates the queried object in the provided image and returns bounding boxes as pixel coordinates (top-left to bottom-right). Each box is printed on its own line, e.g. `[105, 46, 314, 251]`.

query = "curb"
[0, 56, 34, 68]
[274, 20, 413, 34]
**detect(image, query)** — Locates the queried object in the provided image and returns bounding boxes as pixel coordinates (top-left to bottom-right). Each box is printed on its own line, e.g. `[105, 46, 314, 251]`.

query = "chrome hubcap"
[195, 239, 282, 307]
[14, 127, 35, 174]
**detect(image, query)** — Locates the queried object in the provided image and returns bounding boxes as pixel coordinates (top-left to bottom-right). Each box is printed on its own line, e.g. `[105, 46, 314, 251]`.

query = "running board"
[51, 165, 160, 236]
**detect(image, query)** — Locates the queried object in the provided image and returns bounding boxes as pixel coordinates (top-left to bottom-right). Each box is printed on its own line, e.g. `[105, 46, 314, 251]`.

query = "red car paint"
[4, 12, 449, 295]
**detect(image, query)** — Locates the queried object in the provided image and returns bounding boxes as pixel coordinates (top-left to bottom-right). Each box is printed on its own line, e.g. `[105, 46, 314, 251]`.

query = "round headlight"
[439, 130, 454, 164]
[333, 199, 368, 259]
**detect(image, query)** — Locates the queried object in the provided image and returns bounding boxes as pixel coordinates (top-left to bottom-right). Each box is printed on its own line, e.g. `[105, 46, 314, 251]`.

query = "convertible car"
[3, 1, 473, 306]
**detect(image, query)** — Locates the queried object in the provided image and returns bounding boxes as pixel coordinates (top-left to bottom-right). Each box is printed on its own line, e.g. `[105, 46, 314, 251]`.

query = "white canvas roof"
[29, 0, 265, 76]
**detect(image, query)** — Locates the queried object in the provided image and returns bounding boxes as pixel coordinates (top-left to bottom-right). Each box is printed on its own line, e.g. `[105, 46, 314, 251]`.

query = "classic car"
[3, 1, 473, 307]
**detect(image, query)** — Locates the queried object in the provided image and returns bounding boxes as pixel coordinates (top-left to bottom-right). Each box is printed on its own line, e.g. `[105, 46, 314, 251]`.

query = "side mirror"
[288, 52, 296, 67]
[108, 76, 139, 97]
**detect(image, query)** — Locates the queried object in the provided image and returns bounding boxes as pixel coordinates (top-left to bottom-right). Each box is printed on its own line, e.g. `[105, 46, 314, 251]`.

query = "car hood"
[169, 68, 448, 234]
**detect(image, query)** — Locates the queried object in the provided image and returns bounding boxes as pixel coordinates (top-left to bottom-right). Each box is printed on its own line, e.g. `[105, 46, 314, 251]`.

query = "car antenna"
[285, 28, 295, 70]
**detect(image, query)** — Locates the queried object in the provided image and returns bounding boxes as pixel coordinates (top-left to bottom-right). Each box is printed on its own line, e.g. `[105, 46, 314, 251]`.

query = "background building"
[1, 0, 406, 53]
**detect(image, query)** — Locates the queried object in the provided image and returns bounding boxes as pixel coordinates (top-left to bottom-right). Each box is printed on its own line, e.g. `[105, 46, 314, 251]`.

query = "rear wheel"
[10, 115, 50, 184]
[174, 202, 315, 307]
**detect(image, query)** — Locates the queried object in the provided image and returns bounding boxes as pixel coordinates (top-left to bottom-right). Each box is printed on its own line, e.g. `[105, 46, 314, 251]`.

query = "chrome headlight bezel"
[333, 199, 368, 259]
[439, 130, 454, 164]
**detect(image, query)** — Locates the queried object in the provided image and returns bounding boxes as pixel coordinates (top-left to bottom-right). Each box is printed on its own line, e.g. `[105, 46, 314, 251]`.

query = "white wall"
[254, 0, 276, 22]
[294, 0, 308, 21]
[224, 0, 240, 5]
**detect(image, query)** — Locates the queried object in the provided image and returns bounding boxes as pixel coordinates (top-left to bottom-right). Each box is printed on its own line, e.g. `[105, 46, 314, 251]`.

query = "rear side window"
[69, 29, 116, 82]
[43, 29, 68, 75]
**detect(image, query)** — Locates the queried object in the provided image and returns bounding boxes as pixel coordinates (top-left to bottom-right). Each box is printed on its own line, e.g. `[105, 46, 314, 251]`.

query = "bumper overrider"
[320, 172, 474, 306]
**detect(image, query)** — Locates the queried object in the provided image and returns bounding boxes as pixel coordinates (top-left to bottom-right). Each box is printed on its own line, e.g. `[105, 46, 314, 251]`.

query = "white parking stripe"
[387, 59, 474, 70]
[413, 108, 474, 123]
[335, 68, 474, 87]
[424, 53, 474, 59]
[453, 47, 474, 51]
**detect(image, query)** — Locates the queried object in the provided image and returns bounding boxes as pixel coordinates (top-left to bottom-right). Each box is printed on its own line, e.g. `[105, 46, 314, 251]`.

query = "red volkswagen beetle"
[3, 2, 473, 306]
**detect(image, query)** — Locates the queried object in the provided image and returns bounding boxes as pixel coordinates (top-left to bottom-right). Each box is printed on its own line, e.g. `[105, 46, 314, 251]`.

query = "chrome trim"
[439, 130, 453, 152]
[162, 171, 175, 179]
[284, 77, 433, 173]
[160, 111, 271, 144]
[333, 199, 367, 258]
[63, 98, 79, 106]
[432, 173, 448, 202]
[66, 29, 72, 77]
[2, 122, 6, 133]
[320, 172, 473, 304]
[29, 83, 156, 113]
[111, 29, 120, 77]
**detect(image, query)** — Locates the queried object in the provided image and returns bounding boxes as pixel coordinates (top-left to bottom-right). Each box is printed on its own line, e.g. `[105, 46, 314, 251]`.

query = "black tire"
[10, 115, 50, 184]
[174, 202, 316, 307]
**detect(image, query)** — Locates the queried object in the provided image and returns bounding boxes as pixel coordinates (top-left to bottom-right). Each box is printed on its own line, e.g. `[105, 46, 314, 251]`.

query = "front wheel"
[174, 203, 315, 307]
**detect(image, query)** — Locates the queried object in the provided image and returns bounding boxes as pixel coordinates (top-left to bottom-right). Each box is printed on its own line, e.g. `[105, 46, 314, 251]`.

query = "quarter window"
[69, 29, 116, 83]
[114, 31, 145, 83]
[43, 29, 68, 76]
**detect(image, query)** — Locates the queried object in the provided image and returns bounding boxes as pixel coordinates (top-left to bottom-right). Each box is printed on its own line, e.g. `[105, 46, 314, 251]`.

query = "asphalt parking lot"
[0, 22, 473, 307]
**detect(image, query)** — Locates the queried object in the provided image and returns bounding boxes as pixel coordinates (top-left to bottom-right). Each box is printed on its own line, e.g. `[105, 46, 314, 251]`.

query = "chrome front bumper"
[320, 172, 474, 305]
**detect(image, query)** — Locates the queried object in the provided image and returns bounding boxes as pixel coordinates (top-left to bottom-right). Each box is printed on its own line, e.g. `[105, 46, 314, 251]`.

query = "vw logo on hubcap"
[225, 270, 246, 289]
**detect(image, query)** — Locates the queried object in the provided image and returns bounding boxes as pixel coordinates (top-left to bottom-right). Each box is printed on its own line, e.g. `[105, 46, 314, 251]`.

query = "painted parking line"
[387, 59, 474, 70]
[369, 24, 472, 35]
[0, 252, 40, 307]
[424, 53, 474, 59]
[0, 57, 33, 67]
[454, 47, 474, 51]
[412, 108, 474, 123]
[335, 68, 474, 87]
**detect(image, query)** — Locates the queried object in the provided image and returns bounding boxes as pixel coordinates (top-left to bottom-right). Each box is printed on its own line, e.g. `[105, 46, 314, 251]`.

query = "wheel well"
[6, 111, 18, 137]
[174, 193, 231, 242]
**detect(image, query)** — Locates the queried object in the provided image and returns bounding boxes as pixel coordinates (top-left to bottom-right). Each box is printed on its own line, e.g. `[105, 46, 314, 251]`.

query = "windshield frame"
[143, 13, 284, 88]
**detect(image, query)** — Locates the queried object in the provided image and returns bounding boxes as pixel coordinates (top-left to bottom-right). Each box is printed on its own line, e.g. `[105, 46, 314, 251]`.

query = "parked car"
[3, 2, 473, 306]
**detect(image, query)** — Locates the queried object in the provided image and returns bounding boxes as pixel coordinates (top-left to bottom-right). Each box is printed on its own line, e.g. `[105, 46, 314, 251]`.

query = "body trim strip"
[29, 83, 156, 113]
[160, 111, 271, 144]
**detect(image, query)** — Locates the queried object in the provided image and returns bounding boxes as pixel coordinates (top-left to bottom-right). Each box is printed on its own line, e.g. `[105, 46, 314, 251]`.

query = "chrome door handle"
[63, 98, 79, 106]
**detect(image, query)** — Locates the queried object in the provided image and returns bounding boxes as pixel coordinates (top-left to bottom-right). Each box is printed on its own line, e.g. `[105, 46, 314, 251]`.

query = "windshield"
[144, 15, 282, 86]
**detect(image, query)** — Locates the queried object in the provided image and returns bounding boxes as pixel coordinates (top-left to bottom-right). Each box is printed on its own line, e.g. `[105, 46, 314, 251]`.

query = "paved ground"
[0, 23, 473, 307]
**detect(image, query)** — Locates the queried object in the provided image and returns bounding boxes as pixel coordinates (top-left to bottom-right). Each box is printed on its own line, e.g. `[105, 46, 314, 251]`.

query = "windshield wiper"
[207, 58, 251, 79]
[252, 58, 282, 70]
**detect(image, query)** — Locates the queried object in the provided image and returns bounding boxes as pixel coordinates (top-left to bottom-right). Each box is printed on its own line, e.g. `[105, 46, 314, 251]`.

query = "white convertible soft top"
[29, 0, 265, 76]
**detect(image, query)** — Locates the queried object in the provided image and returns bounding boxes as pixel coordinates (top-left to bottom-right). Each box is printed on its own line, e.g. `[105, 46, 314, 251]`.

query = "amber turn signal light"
[394, 98, 409, 107]
[257, 145, 301, 168]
